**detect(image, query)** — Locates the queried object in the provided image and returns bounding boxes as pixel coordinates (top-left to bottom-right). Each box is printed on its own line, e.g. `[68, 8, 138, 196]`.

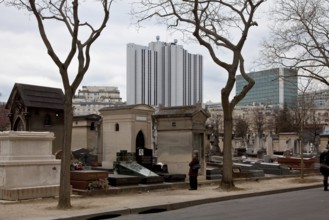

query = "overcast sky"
[0, 1, 270, 103]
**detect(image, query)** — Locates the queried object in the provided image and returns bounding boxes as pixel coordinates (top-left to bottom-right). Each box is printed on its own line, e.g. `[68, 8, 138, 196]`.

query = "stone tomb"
[70, 170, 108, 190]
[0, 131, 60, 200]
[154, 105, 209, 175]
[99, 104, 154, 169]
[109, 150, 162, 185]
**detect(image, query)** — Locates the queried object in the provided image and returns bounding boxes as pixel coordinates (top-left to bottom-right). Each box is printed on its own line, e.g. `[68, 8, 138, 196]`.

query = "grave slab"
[108, 174, 141, 186]
[70, 170, 109, 190]
[116, 161, 164, 184]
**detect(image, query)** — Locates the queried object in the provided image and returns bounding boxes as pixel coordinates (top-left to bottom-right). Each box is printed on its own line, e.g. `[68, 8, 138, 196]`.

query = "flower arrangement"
[71, 159, 84, 170]
[88, 178, 109, 191]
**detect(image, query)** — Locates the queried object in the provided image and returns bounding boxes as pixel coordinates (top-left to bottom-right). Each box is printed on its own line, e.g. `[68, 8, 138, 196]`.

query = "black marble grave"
[108, 174, 141, 186]
[116, 161, 164, 184]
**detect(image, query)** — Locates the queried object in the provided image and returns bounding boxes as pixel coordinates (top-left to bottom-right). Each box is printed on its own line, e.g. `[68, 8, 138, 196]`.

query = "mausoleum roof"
[6, 83, 64, 110]
[155, 105, 210, 118]
[99, 104, 154, 112]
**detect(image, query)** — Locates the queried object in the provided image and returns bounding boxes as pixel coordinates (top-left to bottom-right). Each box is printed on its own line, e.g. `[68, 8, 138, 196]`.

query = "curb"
[51, 183, 322, 220]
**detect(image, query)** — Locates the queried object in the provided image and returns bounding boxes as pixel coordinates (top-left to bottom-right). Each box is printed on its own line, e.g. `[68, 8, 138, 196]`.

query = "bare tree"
[2, 0, 112, 209]
[234, 116, 249, 140]
[274, 105, 296, 134]
[292, 79, 315, 178]
[133, 0, 264, 189]
[262, 0, 329, 87]
[0, 102, 10, 131]
[307, 112, 322, 153]
[252, 107, 264, 138]
[250, 107, 266, 151]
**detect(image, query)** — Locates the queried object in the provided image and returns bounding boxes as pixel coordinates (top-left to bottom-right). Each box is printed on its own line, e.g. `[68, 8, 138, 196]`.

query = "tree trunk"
[300, 139, 305, 179]
[221, 104, 234, 189]
[57, 92, 73, 209]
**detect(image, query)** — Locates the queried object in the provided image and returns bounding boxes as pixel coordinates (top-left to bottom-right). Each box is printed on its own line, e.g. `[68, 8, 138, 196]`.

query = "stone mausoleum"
[154, 105, 209, 175]
[71, 114, 102, 159]
[6, 83, 64, 153]
[99, 104, 154, 168]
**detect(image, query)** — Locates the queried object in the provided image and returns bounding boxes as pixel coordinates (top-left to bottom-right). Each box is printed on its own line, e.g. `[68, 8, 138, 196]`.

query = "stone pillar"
[0, 131, 61, 201]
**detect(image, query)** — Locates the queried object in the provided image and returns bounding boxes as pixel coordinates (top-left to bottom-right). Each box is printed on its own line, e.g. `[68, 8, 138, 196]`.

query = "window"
[115, 123, 119, 131]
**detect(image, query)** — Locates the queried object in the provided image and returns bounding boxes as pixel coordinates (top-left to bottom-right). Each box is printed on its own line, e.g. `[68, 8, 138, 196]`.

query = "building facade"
[73, 86, 123, 116]
[127, 36, 203, 107]
[236, 68, 298, 108]
[301, 89, 329, 108]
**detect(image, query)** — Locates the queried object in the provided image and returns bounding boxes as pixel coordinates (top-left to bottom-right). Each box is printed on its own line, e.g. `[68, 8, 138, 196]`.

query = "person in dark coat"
[320, 148, 329, 191]
[188, 152, 200, 190]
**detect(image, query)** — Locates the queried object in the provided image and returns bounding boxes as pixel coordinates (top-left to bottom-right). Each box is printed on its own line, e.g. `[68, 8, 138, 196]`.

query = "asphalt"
[1, 175, 324, 220]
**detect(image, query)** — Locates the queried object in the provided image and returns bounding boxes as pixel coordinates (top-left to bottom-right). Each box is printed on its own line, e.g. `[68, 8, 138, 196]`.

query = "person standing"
[188, 152, 200, 190]
[319, 148, 329, 191]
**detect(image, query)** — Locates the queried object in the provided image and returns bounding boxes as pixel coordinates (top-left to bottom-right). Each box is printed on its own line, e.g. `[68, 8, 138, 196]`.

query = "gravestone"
[254, 134, 260, 152]
[0, 131, 60, 201]
[265, 135, 273, 156]
[136, 147, 153, 170]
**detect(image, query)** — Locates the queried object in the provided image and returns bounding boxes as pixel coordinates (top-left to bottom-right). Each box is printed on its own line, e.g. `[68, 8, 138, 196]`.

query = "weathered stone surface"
[0, 185, 59, 201]
[154, 105, 209, 176]
[0, 131, 55, 161]
[100, 105, 154, 169]
[0, 131, 60, 200]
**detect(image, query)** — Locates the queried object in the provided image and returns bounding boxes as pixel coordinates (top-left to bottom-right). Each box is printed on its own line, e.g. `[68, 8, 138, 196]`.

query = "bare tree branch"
[261, 0, 329, 87]
[2, 0, 113, 209]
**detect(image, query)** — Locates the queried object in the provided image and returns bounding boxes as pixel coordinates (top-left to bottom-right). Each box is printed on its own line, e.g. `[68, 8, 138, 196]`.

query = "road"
[110, 188, 328, 220]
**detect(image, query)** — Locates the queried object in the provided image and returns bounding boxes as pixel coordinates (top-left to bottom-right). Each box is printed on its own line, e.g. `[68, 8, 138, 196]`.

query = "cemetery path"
[0, 176, 323, 220]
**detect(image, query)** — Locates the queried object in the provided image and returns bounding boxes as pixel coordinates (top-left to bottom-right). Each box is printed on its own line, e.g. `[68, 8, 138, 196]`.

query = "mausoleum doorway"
[136, 130, 145, 149]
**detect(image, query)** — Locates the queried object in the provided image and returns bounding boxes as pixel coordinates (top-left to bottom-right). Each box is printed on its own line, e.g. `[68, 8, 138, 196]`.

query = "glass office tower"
[236, 68, 298, 108]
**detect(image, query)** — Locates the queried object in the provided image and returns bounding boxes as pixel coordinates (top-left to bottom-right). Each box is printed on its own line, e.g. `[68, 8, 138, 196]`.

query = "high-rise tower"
[127, 37, 203, 107]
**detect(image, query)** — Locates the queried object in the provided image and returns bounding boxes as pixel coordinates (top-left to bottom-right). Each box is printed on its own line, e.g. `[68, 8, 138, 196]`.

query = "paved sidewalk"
[0, 176, 323, 220]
